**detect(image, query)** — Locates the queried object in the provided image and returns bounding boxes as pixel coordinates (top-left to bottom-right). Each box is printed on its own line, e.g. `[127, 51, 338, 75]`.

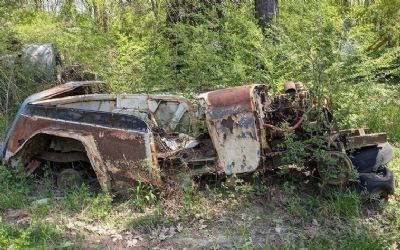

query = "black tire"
[357, 167, 395, 197]
[350, 143, 394, 173]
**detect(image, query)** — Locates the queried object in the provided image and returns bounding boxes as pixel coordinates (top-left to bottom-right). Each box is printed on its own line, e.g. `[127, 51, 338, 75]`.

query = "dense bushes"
[0, 0, 399, 140]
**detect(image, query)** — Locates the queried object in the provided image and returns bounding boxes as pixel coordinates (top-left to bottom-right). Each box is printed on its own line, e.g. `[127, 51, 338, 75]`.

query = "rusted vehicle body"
[1, 81, 196, 191]
[1, 81, 395, 195]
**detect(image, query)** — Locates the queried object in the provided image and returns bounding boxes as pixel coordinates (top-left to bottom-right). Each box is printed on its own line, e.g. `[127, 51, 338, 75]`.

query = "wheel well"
[10, 133, 101, 190]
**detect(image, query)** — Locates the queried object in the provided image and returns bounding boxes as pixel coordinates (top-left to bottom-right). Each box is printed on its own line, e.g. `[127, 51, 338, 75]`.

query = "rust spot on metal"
[5, 115, 161, 191]
[206, 85, 253, 108]
[37, 151, 89, 163]
[199, 85, 266, 175]
[221, 117, 234, 133]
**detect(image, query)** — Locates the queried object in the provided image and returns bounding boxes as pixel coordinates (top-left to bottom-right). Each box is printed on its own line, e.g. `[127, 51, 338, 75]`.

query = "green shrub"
[366, 101, 400, 142]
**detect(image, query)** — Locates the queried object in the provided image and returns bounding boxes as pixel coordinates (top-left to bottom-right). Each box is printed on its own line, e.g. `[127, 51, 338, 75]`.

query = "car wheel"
[357, 167, 395, 197]
[317, 151, 353, 185]
[57, 168, 83, 191]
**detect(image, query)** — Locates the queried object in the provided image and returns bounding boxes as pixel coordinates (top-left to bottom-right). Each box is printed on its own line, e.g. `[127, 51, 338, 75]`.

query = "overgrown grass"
[0, 148, 399, 248]
[340, 226, 389, 250]
[303, 226, 388, 250]
[127, 213, 164, 232]
[128, 181, 159, 213]
[0, 166, 113, 248]
[229, 148, 400, 249]
[326, 190, 362, 219]
[0, 219, 76, 249]
[0, 166, 30, 209]
[60, 184, 92, 213]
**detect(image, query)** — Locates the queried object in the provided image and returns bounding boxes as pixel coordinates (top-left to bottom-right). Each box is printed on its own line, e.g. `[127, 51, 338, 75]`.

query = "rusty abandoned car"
[0, 81, 396, 196]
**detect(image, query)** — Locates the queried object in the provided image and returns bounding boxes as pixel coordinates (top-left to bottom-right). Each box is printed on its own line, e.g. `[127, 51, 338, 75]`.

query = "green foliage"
[0, 219, 67, 249]
[61, 184, 92, 212]
[327, 190, 362, 219]
[278, 114, 333, 171]
[88, 192, 113, 220]
[233, 181, 268, 197]
[129, 181, 159, 213]
[0, 115, 8, 138]
[183, 184, 201, 214]
[366, 100, 400, 142]
[127, 213, 163, 232]
[0, 166, 30, 209]
[340, 226, 389, 250]
[0, 0, 399, 140]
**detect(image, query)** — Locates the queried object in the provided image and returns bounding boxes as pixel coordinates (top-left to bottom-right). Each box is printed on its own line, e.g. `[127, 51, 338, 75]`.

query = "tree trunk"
[150, 0, 159, 20]
[255, 0, 278, 29]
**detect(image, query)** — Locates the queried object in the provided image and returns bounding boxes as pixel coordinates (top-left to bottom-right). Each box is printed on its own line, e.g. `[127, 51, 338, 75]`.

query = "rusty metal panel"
[31, 94, 195, 133]
[33, 94, 117, 106]
[24, 104, 149, 132]
[37, 151, 89, 163]
[28, 81, 103, 101]
[33, 93, 196, 134]
[206, 85, 253, 108]
[4, 110, 161, 191]
[337, 128, 387, 149]
[61, 100, 116, 112]
[116, 95, 149, 110]
[346, 133, 388, 149]
[199, 85, 267, 175]
[1, 81, 103, 159]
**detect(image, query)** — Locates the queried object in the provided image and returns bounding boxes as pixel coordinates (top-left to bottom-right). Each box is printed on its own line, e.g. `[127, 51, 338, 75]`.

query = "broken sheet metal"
[161, 134, 199, 151]
[337, 128, 388, 149]
[32, 93, 196, 135]
[198, 85, 268, 175]
[1, 81, 103, 160]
